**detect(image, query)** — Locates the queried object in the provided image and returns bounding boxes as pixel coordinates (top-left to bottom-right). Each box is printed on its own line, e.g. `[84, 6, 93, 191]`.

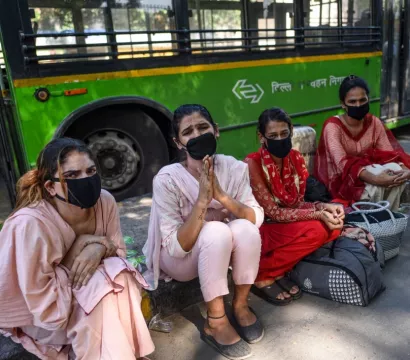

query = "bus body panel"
[13, 52, 382, 165]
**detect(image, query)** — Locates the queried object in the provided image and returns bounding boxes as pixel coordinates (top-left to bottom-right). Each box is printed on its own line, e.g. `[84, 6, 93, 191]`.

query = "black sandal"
[201, 313, 253, 360]
[233, 307, 265, 344]
[276, 277, 303, 300]
[251, 283, 292, 306]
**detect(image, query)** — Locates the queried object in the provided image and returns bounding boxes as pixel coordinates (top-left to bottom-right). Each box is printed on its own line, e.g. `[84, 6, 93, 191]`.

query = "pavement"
[1, 127, 410, 359]
[145, 127, 410, 360]
[147, 242, 410, 360]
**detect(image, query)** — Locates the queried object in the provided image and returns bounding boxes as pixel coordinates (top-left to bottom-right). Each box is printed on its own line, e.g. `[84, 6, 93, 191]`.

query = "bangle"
[316, 209, 325, 220]
[314, 202, 324, 210]
[82, 239, 108, 258]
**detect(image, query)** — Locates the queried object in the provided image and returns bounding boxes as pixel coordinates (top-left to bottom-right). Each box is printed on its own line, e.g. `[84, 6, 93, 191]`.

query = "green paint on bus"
[14, 54, 382, 166]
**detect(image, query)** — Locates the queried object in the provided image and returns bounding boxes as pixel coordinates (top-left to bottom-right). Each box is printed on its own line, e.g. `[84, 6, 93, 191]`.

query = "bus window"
[28, 0, 110, 63]
[303, 0, 339, 47]
[188, 0, 243, 53]
[111, 2, 176, 59]
[27, 0, 176, 63]
[341, 1, 373, 47]
[22, 0, 377, 63]
[29, 4, 74, 63]
[303, 0, 373, 48]
[304, 0, 339, 27]
[341, 0, 372, 27]
[78, 7, 110, 59]
[247, 0, 295, 51]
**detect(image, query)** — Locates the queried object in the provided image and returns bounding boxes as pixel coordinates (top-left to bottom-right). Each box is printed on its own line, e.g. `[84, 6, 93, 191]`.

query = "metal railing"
[20, 26, 381, 64]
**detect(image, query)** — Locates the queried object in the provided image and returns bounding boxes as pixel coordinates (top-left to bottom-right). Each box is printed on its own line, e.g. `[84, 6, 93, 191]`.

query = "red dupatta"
[314, 114, 410, 202]
[259, 147, 308, 207]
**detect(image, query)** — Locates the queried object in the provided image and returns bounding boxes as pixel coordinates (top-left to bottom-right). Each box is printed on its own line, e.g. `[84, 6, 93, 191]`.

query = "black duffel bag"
[290, 236, 385, 306]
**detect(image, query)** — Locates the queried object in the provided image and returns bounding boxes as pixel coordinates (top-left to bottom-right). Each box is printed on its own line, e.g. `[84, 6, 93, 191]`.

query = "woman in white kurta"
[144, 104, 264, 360]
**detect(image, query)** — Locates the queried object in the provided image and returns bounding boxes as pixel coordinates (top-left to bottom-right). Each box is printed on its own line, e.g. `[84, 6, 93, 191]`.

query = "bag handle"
[350, 201, 390, 214]
[349, 201, 397, 233]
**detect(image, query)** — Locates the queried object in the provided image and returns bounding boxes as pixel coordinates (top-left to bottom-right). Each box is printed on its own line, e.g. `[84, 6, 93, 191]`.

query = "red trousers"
[256, 220, 340, 282]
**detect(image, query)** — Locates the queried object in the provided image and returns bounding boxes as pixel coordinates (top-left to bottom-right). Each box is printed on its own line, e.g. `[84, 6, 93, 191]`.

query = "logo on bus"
[232, 79, 264, 104]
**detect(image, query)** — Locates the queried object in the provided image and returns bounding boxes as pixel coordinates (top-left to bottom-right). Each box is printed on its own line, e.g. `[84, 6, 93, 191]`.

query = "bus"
[0, 0, 406, 205]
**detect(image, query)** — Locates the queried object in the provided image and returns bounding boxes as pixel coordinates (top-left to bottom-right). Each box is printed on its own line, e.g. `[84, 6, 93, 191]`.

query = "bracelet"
[314, 202, 324, 211]
[82, 239, 108, 258]
[315, 209, 325, 220]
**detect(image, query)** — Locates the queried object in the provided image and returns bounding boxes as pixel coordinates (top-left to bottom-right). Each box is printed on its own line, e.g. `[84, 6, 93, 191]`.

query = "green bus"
[0, 0, 407, 205]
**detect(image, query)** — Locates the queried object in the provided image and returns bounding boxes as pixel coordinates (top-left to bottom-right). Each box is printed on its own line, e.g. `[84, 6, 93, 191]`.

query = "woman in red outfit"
[245, 108, 344, 305]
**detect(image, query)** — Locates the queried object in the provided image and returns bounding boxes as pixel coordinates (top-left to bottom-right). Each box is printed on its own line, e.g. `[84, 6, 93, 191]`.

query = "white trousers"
[360, 163, 406, 211]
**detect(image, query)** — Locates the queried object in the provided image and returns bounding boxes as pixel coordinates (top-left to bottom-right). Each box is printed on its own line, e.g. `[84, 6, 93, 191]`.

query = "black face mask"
[184, 132, 217, 160]
[265, 136, 292, 159]
[53, 173, 101, 209]
[345, 102, 369, 121]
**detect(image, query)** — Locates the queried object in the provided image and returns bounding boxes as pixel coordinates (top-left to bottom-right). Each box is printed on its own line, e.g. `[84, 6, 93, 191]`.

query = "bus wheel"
[64, 107, 169, 201]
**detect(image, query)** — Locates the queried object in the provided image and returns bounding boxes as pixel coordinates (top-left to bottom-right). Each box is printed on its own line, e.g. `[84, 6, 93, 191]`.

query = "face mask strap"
[50, 176, 68, 201]
[51, 176, 90, 209]
[54, 193, 68, 203]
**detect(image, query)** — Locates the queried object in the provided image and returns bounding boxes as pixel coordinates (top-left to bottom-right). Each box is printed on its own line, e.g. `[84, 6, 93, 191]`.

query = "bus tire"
[64, 106, 169, 201]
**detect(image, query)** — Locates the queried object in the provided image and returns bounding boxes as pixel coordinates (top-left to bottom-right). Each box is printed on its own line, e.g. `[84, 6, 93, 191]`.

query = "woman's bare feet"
[254, 278, 291, 300]
[232, 301, 256, 327]
[204, 314, 241, 345]
[275, 276, 300, 295]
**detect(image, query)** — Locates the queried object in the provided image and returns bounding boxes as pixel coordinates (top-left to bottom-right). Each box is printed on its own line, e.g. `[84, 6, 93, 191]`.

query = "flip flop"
[200, 333, 253, 360]
[233, 307, 265, 344]
[276, 277, 303, 300]
[251, 283, 292, 306]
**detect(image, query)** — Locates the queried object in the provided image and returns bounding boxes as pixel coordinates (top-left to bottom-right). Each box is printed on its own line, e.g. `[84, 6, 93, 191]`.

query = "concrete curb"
[141, 278, 203, 322]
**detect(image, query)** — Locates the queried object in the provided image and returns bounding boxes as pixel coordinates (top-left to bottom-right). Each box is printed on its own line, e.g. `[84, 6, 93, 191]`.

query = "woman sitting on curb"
[245, 108, 343, 305]
[0, 138, 154, 359]
[144, 104, 264, 360]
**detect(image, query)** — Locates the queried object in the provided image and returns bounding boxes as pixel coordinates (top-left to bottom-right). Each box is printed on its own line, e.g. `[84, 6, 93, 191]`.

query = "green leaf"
[128, 257, 140, 268]
[123, 236, 134, 245]
[126, 249, 138, 258]
[136, 255, 146, 264]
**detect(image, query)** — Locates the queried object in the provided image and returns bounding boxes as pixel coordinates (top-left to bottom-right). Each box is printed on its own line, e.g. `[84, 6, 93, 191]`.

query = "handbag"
[290, 236, 385, 306]
[345, 201, 408, 261]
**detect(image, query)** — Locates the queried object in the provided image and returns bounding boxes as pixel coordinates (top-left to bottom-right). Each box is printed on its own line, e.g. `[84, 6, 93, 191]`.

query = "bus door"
[399, 0, 410, 115]
[380, 0, 401, 121]
[0, 69, 18, 209]
[380, 0, 410, 120]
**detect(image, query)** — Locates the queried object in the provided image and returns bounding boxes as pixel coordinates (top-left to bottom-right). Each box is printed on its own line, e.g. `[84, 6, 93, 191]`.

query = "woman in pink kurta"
[315, 75, 410, 210]
[0, 138, 154, 360]
[144, 104, 264, 360]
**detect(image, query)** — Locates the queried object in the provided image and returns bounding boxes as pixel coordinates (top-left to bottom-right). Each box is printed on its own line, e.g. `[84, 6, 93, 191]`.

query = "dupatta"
[314, 114, 410, 202]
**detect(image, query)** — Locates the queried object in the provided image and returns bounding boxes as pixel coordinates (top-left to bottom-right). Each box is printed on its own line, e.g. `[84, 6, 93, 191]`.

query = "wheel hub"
[86, 130, 141, 191]
[103, 156, 116, 170]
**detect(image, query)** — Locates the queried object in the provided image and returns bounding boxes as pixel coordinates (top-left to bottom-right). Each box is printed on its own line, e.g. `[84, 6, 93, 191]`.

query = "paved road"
[146, 127, 410, 360]
[148, 243, 410, 360]
[1, 126, 410, 360]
